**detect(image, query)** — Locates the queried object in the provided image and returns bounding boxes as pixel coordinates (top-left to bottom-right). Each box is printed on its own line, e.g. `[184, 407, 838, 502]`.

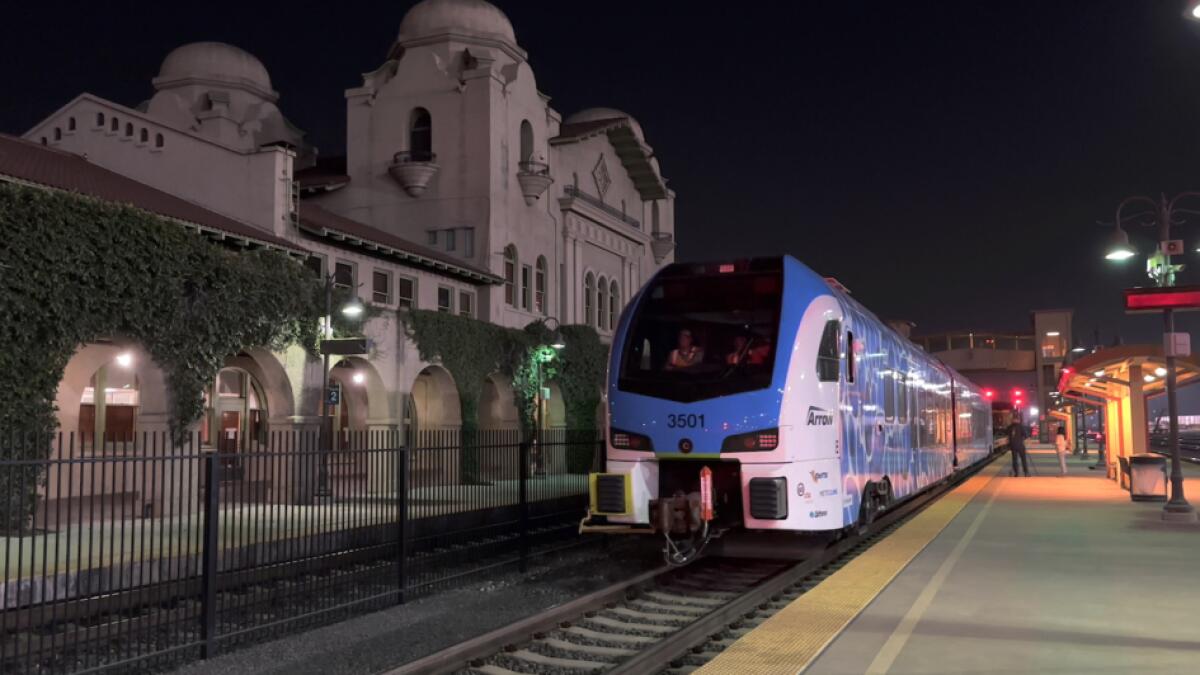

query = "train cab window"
[817, 320, 840, 382]
[846, 330, 855, 383]
[618, 262, 783, 403]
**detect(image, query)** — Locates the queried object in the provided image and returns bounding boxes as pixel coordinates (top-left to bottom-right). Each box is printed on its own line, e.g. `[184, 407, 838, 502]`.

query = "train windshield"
[618, 267, 783, 402]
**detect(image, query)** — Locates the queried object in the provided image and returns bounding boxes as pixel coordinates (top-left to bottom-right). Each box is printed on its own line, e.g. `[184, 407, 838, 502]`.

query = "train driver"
[665, 328, 705, 370]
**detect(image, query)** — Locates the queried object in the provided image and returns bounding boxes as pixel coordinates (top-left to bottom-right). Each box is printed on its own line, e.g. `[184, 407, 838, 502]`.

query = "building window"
[155, 133, 164, 148]
[53, 127, 61, 141]
[459, 291, 474, 318]
[125, 122, 133, 137]
[1043, 364, 1057, 386]
[584, 273, 595, 326]
[68, 117, 76, 131]
[652, 201, 661, 234]
[597, 276, 608, 330]
[504, 245, 517, 306]
[462, 229, 474, 257]
[437, 286, 453, 313]
[445, 229, 456, 252]
[40, 137, 47, 145]
[520, 264, 531, 310]
[111, 117, 119, 132]
[303, 255, 325, 279]
[334, 261, 354, 289]
[410, 107, 432, 161]
[847, 330, 855, 383]
[96, 112, 105, 127]
[519, 120, 533, 162]
[398, 276, 416, 309]
[609, 279, 619, 329]
[372, 269, 392, 304]
[139, 128, 149, 143]
[535, 256, 547, 314]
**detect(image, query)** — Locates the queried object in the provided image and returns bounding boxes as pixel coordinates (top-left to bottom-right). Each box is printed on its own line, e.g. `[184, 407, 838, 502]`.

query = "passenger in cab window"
[665, 329, 704, 370]
[726, 335, 750, 365]
[747, 337, 771, 365]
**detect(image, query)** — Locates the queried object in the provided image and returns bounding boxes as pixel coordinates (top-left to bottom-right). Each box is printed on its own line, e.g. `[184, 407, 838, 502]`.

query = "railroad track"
[384, 452, 1001, 675]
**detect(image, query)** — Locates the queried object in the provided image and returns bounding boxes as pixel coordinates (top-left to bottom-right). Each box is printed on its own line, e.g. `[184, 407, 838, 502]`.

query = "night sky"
[5, 0, 1200, 344]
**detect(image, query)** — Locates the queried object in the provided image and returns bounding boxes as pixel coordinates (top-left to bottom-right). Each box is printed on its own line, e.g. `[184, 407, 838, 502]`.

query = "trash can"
[1129, 454, 1168, 502]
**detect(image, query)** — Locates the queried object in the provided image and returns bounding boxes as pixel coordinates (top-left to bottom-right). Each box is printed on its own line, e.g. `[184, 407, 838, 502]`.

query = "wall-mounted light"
[352, 372, 366, 385]
[115, 352, 133, 368]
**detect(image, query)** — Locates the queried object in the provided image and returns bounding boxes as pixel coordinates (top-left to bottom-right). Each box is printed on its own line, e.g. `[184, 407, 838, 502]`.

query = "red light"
[1063, 367, 1072, 374]
[718, 264, 735, 273]
[983, 389, 995, 399]
[1125, 286, 1200, 312]
[1012, 389, 1024, 398]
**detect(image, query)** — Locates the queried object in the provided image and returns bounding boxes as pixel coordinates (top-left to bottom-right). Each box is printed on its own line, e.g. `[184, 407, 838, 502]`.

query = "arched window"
[519, 120, 533, 163]
[111, 116, 119, 132]
[652, 201, 661, 234]
[124, 122, 133, 137]
[535, 256, 547, 314]
[53, 127, 62, 141]
[68, 117, 76, 131]
[584, 273, 595, 326]
[96, 112, 105, 127]
[409, 107, 432, 161]
[40, 137, 47, 146]
[155, 133, 164, 148]
[597, 277, 608, 330]
[609, 279, 619, 329]
[140, 128, 148, 143]
[503, 245, 517, 306]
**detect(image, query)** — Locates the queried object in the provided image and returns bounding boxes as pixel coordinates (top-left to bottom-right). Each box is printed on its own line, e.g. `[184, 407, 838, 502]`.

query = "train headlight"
[611, 429, 654, 451]
[721, 428, 780, 452]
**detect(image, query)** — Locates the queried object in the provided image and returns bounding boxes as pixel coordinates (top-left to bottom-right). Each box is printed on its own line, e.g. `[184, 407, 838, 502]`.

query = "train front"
[583, 257, 844, 562]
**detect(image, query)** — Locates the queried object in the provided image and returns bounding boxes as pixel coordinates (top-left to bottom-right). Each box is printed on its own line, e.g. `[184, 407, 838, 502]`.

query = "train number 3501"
[666, 414, 705, 429]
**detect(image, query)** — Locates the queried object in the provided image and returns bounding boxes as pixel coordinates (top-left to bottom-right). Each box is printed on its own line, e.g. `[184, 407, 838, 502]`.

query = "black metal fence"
[0, 428, 601, 674]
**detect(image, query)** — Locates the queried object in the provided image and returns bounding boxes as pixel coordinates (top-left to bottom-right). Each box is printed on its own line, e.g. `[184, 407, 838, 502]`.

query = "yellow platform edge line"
[695, 461, 1004, 675]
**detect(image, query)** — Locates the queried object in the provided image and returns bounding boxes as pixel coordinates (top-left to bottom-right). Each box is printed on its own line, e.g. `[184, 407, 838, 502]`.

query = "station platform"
[698, 447, 1200, 674]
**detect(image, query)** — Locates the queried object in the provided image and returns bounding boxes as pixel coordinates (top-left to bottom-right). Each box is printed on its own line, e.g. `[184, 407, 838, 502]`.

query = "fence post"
[397, 445, 409, 604]
[519, 439, 530, 573]
[200, 452, 220, 659]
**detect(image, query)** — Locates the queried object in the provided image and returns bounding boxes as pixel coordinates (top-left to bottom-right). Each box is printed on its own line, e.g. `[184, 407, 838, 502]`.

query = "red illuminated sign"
[983, 389, 995, 399]
[1125, 286, 1200, 313]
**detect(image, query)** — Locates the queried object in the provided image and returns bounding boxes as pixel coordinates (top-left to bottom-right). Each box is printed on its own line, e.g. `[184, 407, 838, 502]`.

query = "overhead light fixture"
[1093, 370, 1105, 378]
[1045, 331, 1060, 337]
[115, 352, 133, 368]
[1144, 374, 1156, 383]
[1105, 226, 1136, 261]
[1155, 366, 1168, 377]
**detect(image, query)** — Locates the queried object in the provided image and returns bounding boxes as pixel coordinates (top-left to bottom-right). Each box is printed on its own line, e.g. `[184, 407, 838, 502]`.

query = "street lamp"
[317, 273, 366, 499]
[530, 317, 565, 477]
[1104, 192, 1200, 522]
[1104, 226, 1136, 261]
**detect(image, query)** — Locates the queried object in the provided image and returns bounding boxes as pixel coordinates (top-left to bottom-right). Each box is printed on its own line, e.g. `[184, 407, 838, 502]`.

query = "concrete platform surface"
[803, 449, 1200, 674]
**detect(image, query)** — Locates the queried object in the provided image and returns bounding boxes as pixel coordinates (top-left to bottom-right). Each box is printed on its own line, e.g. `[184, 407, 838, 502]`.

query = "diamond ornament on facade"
[592, 153, 611, 199]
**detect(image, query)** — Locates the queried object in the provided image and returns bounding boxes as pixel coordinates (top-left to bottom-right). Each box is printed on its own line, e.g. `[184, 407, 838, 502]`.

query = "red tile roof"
[0, 133, 303, 252]
[298, 202, 502, 284]
[550, 117, 628, 142]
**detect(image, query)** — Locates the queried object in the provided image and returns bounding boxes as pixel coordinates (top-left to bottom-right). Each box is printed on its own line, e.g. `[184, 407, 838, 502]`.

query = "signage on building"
[1162, 240, 1186, 255]
[1165, 332, 1191, 358]
[327, 385, 341, 406]
[319, 337, 371, 355]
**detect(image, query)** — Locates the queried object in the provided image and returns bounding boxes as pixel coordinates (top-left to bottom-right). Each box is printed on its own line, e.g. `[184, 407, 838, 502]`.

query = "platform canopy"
[1056, 345, 1200, 480]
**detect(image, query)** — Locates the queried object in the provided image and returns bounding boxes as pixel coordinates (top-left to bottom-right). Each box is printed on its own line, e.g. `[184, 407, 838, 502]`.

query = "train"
[582, 256, 994, 562]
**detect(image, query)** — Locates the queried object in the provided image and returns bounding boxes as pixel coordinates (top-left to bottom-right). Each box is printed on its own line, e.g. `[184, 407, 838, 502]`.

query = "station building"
[15, 0, 676, 457]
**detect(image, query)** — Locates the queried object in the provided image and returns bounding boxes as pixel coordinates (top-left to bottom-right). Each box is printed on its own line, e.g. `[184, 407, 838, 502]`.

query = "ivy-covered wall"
[403, 310, 608, 478]
[0, 182, 324, 528]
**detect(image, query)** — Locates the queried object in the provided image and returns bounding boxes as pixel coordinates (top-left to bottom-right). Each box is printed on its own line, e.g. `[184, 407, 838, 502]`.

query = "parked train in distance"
[581, 256, 994, 563]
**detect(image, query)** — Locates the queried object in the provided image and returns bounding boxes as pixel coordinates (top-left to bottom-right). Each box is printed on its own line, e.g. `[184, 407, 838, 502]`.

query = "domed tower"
[146, 42, 310, 158]
[329, 0, 557, 326]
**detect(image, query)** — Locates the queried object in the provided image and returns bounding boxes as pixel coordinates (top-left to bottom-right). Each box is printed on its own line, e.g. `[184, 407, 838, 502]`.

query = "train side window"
[884, 370, 896, 421]
[846, 330, 855, 383]
[897, 372, 908, 423]
[817, 320, 840, 382]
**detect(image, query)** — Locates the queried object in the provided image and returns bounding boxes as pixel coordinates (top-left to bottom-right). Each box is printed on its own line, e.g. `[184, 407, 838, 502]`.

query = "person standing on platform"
[1009, 413, 1030, 477]
[1054, 425, 1069, 476]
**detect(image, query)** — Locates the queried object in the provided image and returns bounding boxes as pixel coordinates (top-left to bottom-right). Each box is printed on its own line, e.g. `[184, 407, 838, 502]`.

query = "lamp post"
[1105, 192, 1200, 522]
[530, 318, 565, 477]
[316, 274, 364, 499]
